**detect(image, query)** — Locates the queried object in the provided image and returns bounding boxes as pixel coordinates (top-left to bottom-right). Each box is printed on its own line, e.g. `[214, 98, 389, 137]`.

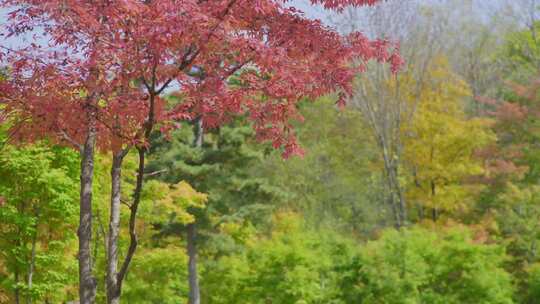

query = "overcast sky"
[0, 0, 331, 49]
[289, 0, 328, 19]
[0, 0, 532, 50]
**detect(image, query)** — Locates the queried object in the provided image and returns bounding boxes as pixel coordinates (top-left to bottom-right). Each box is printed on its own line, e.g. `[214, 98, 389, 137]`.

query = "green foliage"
[500, 21, 540, 83]
[340, 226, 514, 304]
[146, 118, 283, 257]
[123, 246, 189, 303]
[259, 97, 390, 233]
[0, 142, 79, 303]
[201, 212, 354, 304]
[149, 119, 279, 222]
[525, 263, 540, 304]
[489, 183, 540, 293]
[202, 217, 515, 304]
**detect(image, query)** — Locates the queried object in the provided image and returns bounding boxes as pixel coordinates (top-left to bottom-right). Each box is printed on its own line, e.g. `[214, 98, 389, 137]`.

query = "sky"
[0, 0, 329, 50]
[0, 0, 531, 51]
[289, 0, 328, 20]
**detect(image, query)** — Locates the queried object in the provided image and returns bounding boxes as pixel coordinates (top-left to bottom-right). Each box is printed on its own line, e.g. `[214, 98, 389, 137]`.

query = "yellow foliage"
[270, 211, 304, 235]
[402, 57, 495, 215]
[143, 180, 208, 225]
[219, 221, 257, 244]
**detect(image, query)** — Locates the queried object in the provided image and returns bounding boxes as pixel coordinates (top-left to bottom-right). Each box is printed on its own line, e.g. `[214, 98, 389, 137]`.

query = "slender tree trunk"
[26, 214, 38, 304]
[26, 237, 36, 304]
[79, 125, 97, 304]
[389, 165, 407, 228]
[387, 187, 401, 229]
[113, 148, 146, 302]
[383, 161, 404, 229]
[397, 185, 407, 226]
[193, 117, 204, 148]
[187, 223, 200, 304]
[14, 199, 24, 304]
[188, 117, 203, 304]
[431, 180, 437, 222]
[14, 269, 20, 304]
[106, 152, 126, 304]
[107, 85, 157, 302]
[414, 167, 424, 221]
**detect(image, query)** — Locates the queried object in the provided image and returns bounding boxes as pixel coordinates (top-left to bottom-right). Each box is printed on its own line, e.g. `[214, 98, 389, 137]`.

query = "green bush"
[201, 212, 354, 304]
[340, 227, 514, 304]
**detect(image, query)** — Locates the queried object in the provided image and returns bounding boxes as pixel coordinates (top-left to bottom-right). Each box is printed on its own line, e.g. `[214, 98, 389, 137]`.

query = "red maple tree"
[0, 1, 401, 303]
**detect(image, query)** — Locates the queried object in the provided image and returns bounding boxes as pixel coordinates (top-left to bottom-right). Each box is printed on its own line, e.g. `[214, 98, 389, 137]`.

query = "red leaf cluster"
[477, 76, 540, 183]
[0, 0, 401, 156]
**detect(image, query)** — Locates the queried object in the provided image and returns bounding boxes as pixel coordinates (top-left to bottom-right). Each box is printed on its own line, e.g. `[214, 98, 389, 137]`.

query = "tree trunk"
[431, 180, 437, 222]
[114, 148, 145, 296]
[383, 161, 405, 229]
[187, 223, 200, 304]
[387, 187, 401, 229]
[389, 165, 407, 228]
[188, 117, 203, 304]
[418, 206, 424, 220]
[14, 269, 20, 304]
[109, 88, 156, 302]
[26, 213, 38, 304]
[106, 152, 126, 304]
[397, 186, 407, 226]
[79, 126, 97, 304]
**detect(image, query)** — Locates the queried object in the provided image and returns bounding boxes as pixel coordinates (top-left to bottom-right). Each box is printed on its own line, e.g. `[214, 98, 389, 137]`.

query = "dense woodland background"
[3, 0, 540, 303]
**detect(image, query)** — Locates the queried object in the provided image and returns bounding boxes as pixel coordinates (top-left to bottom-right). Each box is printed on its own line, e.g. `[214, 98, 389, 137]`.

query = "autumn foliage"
[0, 1, 402, 303]
[477, 78, 540, 183]
[0, 0, 401, 156]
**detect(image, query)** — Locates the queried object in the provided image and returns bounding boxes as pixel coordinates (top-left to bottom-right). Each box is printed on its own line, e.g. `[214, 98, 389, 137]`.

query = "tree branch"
[59, 129, 83, 151]
[116, 147, 145, 287]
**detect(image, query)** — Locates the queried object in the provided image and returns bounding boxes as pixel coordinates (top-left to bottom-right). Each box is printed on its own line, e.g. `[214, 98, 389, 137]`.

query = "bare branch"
[59, 129, 83, 151]
[144, 169, 168, 177]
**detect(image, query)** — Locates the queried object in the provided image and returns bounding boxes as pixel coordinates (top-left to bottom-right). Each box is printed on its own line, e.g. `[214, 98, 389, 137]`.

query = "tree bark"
[396, 180, 407, 226]
[188, 117, 203, 304]
[187, 223, 200, 304]
[106, 72, 157, 303]
[390, 167, 407, 227]
[26, 210, 39, 304]
[382, 158, 406, 228]
[79, 125, 97, 304]
[114, 147, 146, 302]
[106, 151, 126, 304]
[431, 180, 437, 222]
[26, 235, 36, 304]
[389, 196, 401, 229]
